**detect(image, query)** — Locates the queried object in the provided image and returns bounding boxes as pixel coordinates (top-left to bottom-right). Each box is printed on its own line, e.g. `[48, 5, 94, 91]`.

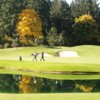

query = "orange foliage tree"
[17, 9, 42, 45]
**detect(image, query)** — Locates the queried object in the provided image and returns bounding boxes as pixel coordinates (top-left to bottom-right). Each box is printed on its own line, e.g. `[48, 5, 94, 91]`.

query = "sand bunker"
[58, 51, 78, 57]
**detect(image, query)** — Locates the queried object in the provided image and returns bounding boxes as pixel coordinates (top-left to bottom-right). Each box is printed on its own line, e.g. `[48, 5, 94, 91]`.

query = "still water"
[0, 74, 100, 93]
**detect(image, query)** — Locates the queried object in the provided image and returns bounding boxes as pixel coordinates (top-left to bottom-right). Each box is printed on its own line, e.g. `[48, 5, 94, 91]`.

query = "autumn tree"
[26, 0, 51, 32]
[17, 9, 42, 46]
[72, 14, 98, 45]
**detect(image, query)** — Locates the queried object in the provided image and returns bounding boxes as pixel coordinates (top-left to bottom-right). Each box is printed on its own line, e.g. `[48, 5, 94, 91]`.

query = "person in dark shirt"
[40, 52, 45, 61]
[32, 52, 38, 61]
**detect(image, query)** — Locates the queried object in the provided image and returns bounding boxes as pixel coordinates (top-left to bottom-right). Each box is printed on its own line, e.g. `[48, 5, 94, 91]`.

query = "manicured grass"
[0, 93, 100, 100]
[0, 60, 100, 71]
[0, 45, 100, 64]
[0, 45, 100, 57]
[0, 61, 100, 80]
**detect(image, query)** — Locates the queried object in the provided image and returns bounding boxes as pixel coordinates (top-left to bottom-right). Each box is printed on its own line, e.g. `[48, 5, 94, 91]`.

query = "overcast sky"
[66, 0, 100, 5]
[66, 0, 72, 4]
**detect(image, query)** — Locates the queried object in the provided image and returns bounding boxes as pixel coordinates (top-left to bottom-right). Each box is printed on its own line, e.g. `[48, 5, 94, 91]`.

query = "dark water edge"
[0, 74, 100, 93]
[1, 66, 100, 75]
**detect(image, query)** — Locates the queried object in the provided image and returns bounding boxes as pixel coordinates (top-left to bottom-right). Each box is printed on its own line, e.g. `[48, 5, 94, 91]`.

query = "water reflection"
[0, 74, 100, 93]
[0, 74, 19, 93]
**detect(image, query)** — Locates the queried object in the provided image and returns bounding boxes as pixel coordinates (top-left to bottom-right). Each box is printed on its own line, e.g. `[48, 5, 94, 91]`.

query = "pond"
[0, 74, 100, 93]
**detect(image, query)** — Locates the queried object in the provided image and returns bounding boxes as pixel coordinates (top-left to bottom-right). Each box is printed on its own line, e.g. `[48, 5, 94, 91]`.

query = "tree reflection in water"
[0, 74, 100, 93]
[0, 74, 19, 93]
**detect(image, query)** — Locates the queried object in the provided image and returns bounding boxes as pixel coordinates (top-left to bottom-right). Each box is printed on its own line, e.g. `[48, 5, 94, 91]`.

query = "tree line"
[0, 0, 100, 48]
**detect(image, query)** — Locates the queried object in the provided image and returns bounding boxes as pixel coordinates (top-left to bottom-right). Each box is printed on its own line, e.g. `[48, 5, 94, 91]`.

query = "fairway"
[0, 45, 100, 63]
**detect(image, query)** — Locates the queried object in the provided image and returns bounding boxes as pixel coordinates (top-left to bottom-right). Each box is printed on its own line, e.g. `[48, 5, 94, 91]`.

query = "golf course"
[1, 0, 100, 99]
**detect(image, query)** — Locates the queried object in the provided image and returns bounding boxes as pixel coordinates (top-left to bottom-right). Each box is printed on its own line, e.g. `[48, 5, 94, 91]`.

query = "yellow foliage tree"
[73, 14, 98, 44]
[17, 9, 42, 45]
[75, 14, 95, 24]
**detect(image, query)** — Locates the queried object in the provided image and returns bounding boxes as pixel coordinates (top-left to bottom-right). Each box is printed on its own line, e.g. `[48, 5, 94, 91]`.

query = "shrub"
[4, 43, 10, 48]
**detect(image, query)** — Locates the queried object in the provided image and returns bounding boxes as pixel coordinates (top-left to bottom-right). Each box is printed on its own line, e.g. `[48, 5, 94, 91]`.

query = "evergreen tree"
[47, 27, 58, 47]
[0, 0, 27, 36]
[50, 0, 72, 32]
[71, 0, 99, 18]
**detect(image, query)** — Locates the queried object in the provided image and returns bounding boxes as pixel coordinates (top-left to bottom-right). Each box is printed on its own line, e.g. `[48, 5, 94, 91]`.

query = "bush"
[0, 45, 3, 49]
[4, 43, 10, 48]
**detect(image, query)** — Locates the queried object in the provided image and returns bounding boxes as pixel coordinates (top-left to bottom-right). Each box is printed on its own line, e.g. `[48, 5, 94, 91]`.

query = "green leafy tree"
[11, 37, 19, 48]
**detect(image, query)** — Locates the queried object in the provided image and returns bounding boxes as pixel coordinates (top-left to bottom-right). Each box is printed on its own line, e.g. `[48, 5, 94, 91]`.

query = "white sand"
[58, 51, 79, 57]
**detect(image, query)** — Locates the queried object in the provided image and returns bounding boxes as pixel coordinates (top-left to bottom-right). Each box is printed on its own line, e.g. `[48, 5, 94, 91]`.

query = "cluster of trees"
[0, 0, 100, 48]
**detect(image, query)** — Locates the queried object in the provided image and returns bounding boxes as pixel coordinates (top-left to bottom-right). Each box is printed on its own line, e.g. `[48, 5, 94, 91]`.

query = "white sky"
[66, 0, 72, 4]
[66, 0, 100, 5]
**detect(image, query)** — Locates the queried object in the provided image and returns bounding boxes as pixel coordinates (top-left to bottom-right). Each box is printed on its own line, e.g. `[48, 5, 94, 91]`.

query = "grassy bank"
[0, 93, 100, 100]
[0, 60, 100, 79]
